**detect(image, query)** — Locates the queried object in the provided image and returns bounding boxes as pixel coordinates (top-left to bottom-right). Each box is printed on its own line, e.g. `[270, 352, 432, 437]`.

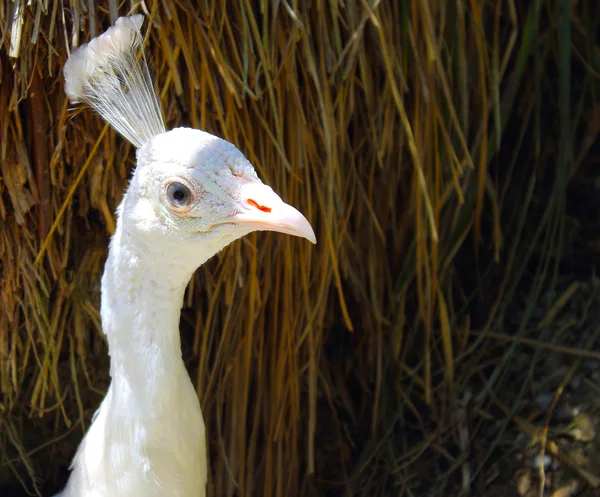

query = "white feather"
[63, 14, 165, 148]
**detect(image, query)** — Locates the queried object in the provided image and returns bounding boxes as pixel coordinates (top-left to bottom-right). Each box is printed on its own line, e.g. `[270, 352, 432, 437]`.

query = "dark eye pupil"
[167, 183, 191, 207]
[173, 189, 185, 201]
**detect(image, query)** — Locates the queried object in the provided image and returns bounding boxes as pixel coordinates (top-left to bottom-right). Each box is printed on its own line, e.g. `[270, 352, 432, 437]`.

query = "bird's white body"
[57, 15, 315, 497]
[63, 380, 205, 497]
[61, 194, 209, 497]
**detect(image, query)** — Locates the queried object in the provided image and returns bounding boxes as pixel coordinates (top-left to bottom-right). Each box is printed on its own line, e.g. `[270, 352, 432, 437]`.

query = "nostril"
[247, 198, 272, 213]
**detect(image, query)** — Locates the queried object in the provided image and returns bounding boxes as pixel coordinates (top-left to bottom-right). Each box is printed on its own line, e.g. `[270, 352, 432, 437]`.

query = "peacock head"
[63, 14, 314, 263]
[121, 127, 315, 257]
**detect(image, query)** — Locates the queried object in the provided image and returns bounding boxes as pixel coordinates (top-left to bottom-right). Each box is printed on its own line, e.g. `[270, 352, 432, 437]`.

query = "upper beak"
[222, 182, 317, 244]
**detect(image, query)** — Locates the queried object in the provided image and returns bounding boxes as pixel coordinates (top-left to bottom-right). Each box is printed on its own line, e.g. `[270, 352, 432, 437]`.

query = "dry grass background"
[1, 0, 599, 496]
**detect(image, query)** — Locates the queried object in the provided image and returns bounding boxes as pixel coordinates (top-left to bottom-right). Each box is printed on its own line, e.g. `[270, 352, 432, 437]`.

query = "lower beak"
[222, 185, 317, 244]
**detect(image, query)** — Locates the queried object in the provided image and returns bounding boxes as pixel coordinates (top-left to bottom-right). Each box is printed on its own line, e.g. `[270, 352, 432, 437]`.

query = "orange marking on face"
[247, 199, 272, 213]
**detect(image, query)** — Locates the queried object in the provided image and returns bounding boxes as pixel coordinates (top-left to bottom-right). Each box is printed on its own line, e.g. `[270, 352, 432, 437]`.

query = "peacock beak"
[223, 183, 317, 244]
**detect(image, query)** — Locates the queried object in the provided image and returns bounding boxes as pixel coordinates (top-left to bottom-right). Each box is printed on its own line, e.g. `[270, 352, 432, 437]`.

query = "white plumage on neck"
[60, 200, 212, 497]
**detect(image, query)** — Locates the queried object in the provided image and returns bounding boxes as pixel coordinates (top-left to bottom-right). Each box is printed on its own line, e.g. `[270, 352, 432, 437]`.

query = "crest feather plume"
[63, 14, 165, 148]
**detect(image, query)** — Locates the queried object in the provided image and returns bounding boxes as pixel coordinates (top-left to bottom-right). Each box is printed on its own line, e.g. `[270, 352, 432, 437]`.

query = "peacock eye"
[166, 182, 193, 209]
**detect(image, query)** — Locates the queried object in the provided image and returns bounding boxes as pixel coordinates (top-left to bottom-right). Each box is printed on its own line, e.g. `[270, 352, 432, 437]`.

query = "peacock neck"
[100, 218, 196, 393]
[61, 213, 209, 497]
